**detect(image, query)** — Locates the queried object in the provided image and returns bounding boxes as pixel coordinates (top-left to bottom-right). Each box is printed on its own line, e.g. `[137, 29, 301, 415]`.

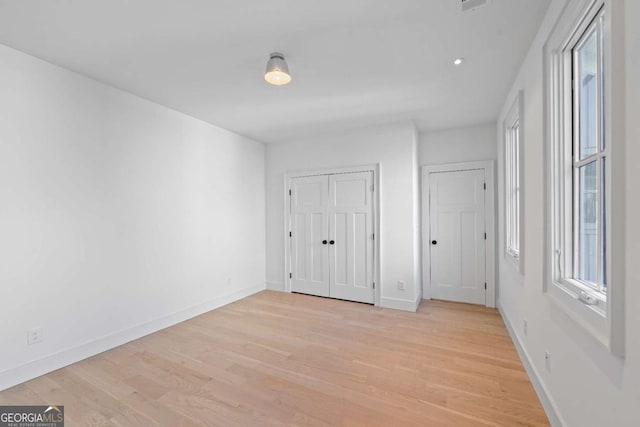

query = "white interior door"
[290, 175, 330, 297]
[429, 169, 486, 305]
[328, 172, 375, 304]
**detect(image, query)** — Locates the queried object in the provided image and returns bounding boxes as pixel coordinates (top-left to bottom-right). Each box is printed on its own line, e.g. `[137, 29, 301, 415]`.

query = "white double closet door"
[290, 171, 375, 304]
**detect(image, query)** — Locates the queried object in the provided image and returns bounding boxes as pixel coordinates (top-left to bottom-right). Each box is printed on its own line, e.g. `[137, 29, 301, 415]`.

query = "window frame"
[571, 14, 606, 295]
[503, 91, 524, 272]
[558, 5, 608, 314]
[544, 0, 624, 356]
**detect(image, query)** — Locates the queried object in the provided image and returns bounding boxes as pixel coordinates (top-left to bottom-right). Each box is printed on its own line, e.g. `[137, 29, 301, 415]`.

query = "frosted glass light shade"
[264, 52, 291, 86]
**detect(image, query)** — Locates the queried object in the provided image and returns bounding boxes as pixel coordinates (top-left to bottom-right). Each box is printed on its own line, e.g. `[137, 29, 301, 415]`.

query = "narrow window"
[572, 10, 606, 293]
[548, 4, 608, 315]
[546, 0, 623, 355]
[505, 97, 521, 265]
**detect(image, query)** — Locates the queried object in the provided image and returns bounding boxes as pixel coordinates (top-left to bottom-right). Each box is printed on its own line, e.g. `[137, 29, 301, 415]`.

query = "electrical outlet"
[397, 280, 405, 291]
[28, 327, 43, 345]
[523, 320, 528, 336]
[544, 351, 551, 372]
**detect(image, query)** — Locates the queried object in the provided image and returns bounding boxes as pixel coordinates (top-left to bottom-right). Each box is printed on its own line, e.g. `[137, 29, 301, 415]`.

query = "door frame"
[421, 161, 496, 308]
[284, 164, 381, 306]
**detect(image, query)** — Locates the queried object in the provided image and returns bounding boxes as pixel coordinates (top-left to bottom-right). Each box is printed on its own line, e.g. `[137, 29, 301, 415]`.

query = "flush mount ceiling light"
[264, 52, 292, 86]
[453, 58, 464, 66]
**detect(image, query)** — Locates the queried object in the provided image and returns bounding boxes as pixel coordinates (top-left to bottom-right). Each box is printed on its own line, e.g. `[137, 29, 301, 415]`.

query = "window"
[504, 92, 523, 269]
[554, 5, 607, 313]
[546, 0, 623, 355]
[573, 13, 606, 294]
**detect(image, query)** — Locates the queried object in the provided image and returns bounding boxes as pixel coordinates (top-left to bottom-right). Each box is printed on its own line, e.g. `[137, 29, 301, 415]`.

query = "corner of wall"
[411, 122, 423, 302]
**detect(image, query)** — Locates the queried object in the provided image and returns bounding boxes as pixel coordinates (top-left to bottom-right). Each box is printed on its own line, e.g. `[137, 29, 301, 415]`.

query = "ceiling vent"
[458, 0, 491, 13]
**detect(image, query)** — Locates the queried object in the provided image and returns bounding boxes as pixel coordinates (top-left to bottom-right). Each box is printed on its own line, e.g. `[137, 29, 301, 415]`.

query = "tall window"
[548, 2, 609, 320]
[547, 0, 623, 355]
[504, 92, 522, 268]
[573, 11, 606, 294]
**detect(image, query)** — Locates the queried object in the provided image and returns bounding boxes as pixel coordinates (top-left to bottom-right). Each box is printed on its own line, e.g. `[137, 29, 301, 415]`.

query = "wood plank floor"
[0, 291, 549, 426]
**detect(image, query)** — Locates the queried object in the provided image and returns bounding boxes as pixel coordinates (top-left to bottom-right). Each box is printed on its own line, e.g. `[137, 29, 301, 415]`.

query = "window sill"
[548, 279, 610, 350]
[505, 251, 522, 274]
[557, 278, 606, 317]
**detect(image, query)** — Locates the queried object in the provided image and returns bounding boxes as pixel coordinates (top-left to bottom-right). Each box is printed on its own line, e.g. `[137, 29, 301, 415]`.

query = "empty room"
[0, 0, 637, 426]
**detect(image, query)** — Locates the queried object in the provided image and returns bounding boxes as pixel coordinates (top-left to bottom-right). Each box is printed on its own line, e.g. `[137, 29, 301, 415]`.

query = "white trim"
[380, 296, 420, 312]
[0, 283, 265, 392]
[606, 0, 626, 359]
[283, 164, 381, 306]
[543, 0, 625, 356]
[421, 160, 496, 308]
[498, 301, 565, 427]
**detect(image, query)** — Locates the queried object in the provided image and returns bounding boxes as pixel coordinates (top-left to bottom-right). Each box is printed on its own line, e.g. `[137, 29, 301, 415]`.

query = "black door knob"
[329, 240, 335, 245]
[322, 240, 328, 245]
[431, 240, 437, 245]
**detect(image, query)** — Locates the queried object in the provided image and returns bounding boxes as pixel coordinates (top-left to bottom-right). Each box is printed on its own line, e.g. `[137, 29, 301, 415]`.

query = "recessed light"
[454, 58, 464, 66]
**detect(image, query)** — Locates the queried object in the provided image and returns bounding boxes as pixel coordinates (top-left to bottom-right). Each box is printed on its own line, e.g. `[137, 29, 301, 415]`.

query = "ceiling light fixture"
[264, 52, 292, 86]
[453, 58, 464, 66]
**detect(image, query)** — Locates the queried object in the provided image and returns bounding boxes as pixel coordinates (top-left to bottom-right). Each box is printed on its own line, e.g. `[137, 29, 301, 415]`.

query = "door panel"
[461, 211, 480, 289]
[291, 176, 329, 297]
[334, 212, 348, 284]
[429, 169, 486, 305]
[310, 212, 324, 282]
[433, 210, 458, 286]
[329, 172, 374, 303]
[353, 213, 367, 288]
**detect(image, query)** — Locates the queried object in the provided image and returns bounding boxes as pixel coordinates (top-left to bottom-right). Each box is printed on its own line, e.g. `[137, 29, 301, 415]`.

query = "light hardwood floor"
[0, 291, 549, 426]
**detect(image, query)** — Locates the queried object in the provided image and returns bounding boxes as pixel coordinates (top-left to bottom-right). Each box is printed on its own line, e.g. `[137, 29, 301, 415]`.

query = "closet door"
[290, 175, 330, 297]
[328, 172, 375, 304]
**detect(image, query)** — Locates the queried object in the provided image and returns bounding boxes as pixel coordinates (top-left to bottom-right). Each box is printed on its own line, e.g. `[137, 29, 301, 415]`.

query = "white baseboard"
[380, 296, 420, 312]
[0, 283, 265, 392]
[498, 301, 565, 427]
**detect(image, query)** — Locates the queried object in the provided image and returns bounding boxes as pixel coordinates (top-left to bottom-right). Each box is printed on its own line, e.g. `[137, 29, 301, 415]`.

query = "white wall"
[265, 122, 421, 310]
[419, 123, 497, 166]
[0, 44, 266, 390]
[496, 1, 640, 426]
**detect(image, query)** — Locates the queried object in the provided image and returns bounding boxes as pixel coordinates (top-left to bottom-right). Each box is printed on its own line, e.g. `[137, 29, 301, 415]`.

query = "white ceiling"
[0, 0, 549, 143]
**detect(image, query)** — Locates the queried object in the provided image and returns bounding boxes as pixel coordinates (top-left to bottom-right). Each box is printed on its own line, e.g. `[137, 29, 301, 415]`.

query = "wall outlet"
[523, 319, 528, 336]
[28, 327, 43, 345]
[397, 280, 405, 291]
[544, 351, 551, 372]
